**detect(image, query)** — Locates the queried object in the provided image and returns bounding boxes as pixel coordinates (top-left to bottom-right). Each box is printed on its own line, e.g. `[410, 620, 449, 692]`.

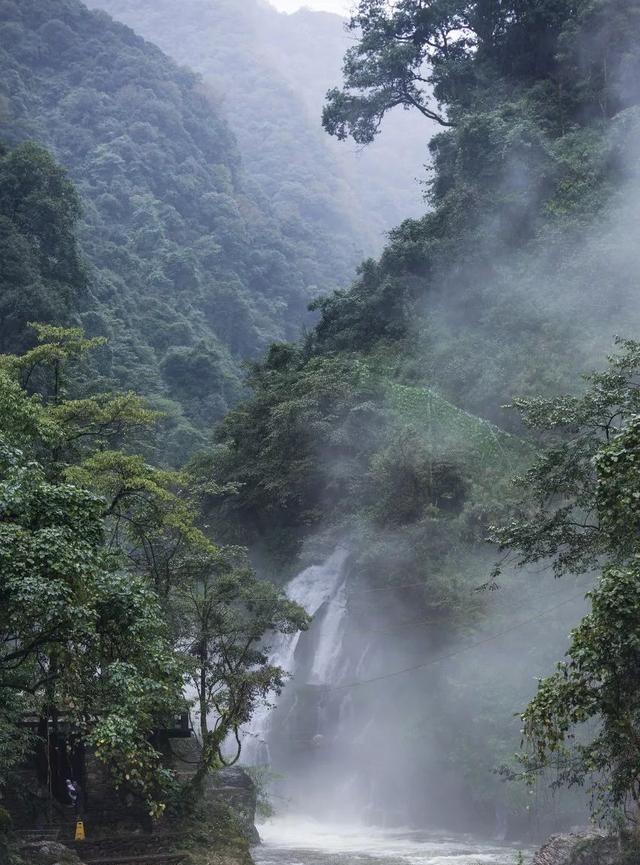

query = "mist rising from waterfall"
[243, 542, 590, 836]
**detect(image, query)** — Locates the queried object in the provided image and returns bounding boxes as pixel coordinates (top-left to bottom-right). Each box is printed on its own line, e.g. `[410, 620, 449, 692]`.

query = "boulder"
[18, 840, 82, 865]
[162, 739, 258, 845]
[202, 768, 259, 845]
[533, 830, 621, 865]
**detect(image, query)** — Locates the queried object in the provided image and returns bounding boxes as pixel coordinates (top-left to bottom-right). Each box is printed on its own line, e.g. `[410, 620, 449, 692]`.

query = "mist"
[233, 0, 640, 853]
[240, 525, 593, 835]
[2, 0, 640, 864]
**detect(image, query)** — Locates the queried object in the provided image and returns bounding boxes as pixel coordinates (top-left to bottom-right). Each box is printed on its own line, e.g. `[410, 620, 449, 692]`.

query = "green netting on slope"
[385, 382, 530, 473]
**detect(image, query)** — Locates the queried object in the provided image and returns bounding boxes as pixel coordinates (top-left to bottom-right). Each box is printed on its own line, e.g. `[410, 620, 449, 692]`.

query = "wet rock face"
[533, 831, 620, 865]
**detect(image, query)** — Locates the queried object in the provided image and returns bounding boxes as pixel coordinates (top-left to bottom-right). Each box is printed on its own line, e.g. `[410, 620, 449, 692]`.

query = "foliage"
[323, 0, 640, 144]
[493, 338, 640, 577]
[0, 435, 182, 809]
[0, 0, 370, 451]
[194, 0, 640, 826]
[492, 341, 640, 819]
[367, 428, 467, 525]
[243, 765, 279, 820]
[67, 451, 213, 600]
[522, 564, 640, 820]
[212, 348, 387, 537]
[211, 338, 523, 542]
[86, 0, 431, 253]
[0, 142, 85, 354]
[174, 547, 308, 773]
[311, 0, 640, 431]
[0, 326, 308, 809]
[4, 0, 640, 832]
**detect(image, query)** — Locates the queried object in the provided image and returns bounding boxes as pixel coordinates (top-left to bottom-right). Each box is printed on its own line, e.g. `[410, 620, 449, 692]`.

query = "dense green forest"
[0, 0, 386, 459]
[86, 0, 430, 253]
[0, 141, 86, 351]
[2, 0, 640, 852]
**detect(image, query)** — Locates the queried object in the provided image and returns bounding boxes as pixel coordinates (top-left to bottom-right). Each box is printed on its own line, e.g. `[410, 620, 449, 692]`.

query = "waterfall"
[309, 579, 347, 685]
[242, 547, 349, 765]
[242, 544, 424, 826]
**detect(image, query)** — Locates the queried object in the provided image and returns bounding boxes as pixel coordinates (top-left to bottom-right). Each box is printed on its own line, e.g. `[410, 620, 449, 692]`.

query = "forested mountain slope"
[314, 0, 640, 425]
[203, 0, 640, 826]
[0, 0, 365, 456]
[0, 140, 86, 350]
[84, 0, 432, 254]
[211, 0, 640, 554]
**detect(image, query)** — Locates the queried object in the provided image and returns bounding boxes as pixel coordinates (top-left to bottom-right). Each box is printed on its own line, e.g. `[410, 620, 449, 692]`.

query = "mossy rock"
[564, 833, 640, 865]
[618, 836, 640, 865]
[569, 833, 640, 864]
[534, 831, 618, 865]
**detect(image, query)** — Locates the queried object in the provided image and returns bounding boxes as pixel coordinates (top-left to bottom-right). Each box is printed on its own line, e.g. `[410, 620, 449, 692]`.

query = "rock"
[202, 768, 259, 845]
[18, 841, 82, 865]
[532, 830, 621, 865]
[162, 738, 259, 845]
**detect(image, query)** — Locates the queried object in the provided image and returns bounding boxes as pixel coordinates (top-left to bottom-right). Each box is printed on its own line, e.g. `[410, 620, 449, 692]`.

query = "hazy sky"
[269, 0, 352, 14]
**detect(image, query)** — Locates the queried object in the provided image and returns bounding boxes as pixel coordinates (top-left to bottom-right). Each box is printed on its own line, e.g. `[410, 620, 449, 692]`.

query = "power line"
[349, 580, 443, 597]
[325, 592, 587, 692]
[354, 579, 591, 634]
[292, 565, 576, 600]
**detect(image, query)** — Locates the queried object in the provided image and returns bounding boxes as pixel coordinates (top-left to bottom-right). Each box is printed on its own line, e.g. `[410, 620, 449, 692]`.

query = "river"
[252, 819, 532, 865]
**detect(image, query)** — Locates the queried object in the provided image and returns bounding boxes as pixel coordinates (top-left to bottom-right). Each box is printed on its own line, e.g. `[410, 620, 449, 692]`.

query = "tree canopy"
[0, 323, 308, 814]
[323, 0, 640, 144]
[0, 142, 85, 354]
[0, 0, 385, 455]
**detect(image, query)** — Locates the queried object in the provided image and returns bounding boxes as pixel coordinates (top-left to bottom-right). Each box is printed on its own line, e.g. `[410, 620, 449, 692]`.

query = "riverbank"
[1, 767, 258, 865]
[6, 824, 252, 865]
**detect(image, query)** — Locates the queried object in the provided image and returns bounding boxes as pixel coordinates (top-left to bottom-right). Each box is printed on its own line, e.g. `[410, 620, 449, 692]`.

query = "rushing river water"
[252, 819, 532, 865]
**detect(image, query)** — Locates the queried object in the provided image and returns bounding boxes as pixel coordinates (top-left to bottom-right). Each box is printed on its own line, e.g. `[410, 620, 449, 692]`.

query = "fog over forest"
[1, 2, 640, 865]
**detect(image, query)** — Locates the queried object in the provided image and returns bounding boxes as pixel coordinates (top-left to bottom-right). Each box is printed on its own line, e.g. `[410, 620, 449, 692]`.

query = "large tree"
[323, 0, 640, 145]
[174, 547, 308, 775]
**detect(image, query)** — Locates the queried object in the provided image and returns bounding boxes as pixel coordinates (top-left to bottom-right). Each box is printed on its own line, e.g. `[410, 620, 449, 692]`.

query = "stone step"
[15, 829, 61, 842]
[72, 833, 184, 851]
[82, 855, 186, 865]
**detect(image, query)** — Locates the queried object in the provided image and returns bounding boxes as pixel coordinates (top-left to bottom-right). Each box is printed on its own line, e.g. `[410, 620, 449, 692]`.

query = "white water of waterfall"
[242, 546, 349, 765]
[309, 578, 347, 685]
